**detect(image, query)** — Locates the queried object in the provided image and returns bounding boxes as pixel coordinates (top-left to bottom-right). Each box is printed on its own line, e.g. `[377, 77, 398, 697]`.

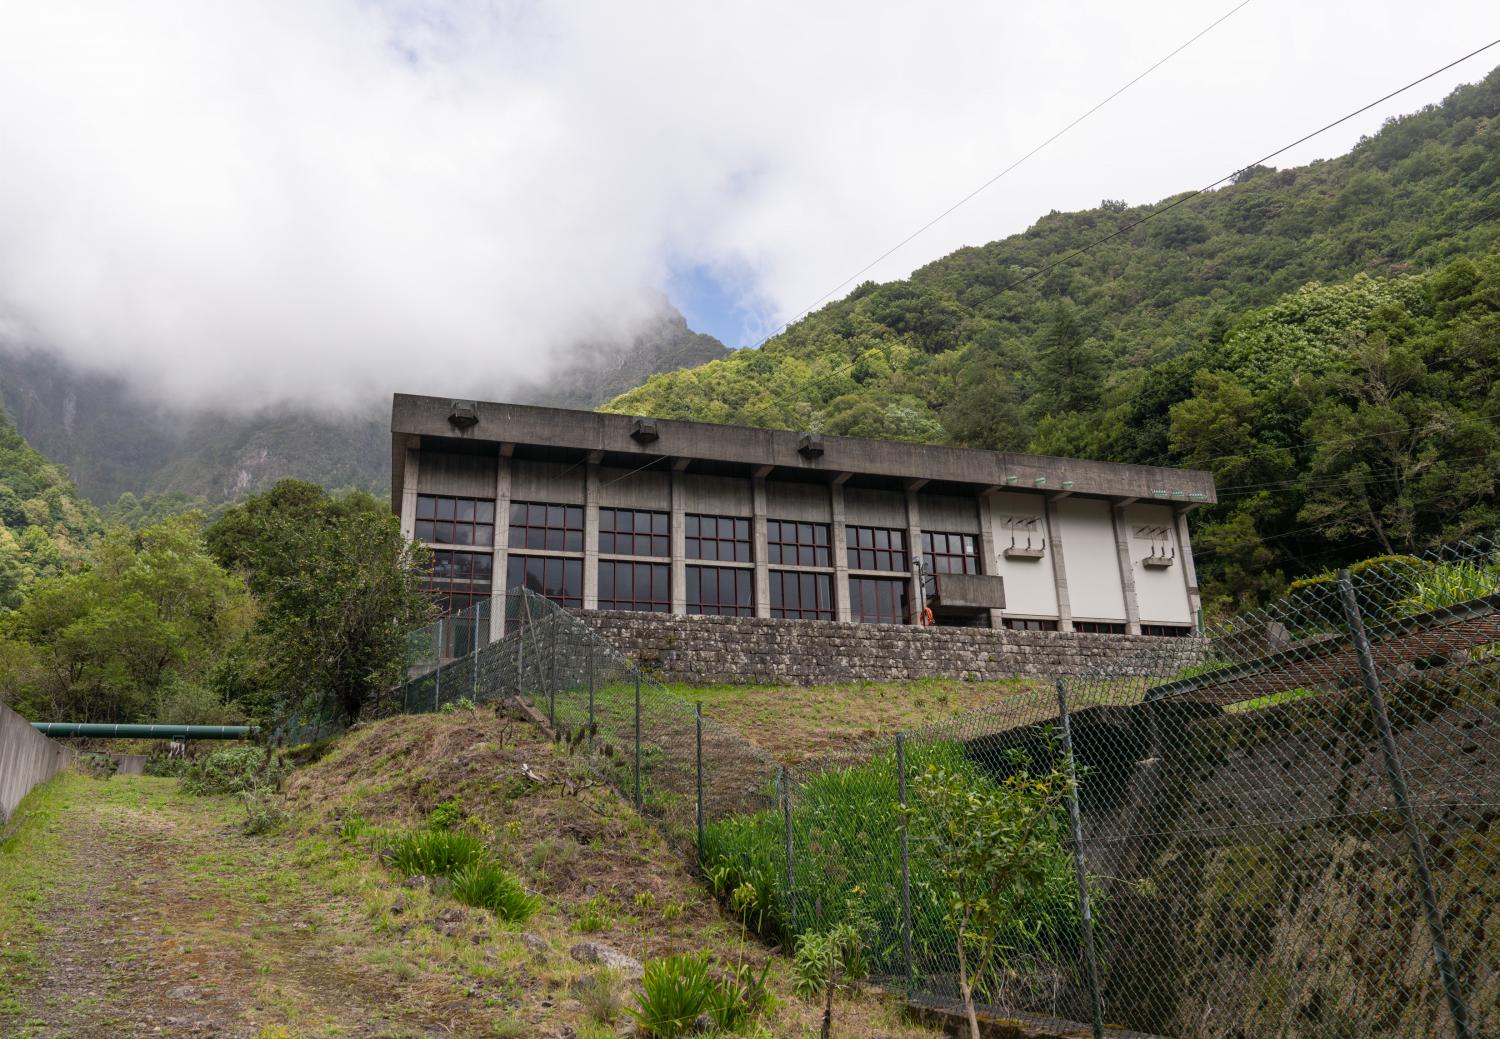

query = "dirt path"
[2, 775, 511, 1039]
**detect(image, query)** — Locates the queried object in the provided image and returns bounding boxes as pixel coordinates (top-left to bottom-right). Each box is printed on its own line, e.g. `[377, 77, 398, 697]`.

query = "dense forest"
[606, 67, 1500, 614]
[0, 412, 101, 609]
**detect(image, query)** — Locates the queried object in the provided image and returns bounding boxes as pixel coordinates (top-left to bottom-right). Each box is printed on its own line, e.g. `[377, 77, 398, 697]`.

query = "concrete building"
[390, 394, 1215, 647]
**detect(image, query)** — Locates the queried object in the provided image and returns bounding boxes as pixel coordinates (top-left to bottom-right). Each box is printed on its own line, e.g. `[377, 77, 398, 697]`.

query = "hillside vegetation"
[0, 411, 100, 609]
[606, 68, 1500, 614]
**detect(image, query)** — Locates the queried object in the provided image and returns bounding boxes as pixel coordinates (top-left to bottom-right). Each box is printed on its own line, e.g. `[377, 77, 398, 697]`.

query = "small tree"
[904, 756, 1073, 1039]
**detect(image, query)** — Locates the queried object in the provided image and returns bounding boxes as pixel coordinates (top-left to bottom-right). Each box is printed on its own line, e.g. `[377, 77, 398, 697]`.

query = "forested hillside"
[0, 413, 100, 609]
[606, 68, 1500, 613]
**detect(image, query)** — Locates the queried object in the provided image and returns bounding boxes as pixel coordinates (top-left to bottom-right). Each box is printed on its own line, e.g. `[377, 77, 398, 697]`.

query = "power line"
[763, 0, 1255, 339]
[737, 34, 1500, 424]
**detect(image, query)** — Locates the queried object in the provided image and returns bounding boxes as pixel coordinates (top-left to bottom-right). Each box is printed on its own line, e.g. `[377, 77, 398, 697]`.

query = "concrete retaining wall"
[576, 610, 1202, 685]
[0, 702, 75, 823]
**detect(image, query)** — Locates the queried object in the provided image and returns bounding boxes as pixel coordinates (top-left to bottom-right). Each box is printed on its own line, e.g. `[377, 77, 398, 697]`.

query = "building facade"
[391, 394, 1215, 644]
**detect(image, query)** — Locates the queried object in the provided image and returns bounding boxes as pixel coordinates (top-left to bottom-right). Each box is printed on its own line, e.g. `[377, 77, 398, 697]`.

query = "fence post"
[695, 702, 705, 860]
[587, 649, 596, 748]
[1056, 679, 1104, 1039]
[896, 732, 915, 989]
[781, 764, 796, 927]
[547, 627, 557, 728]
[633, 672, 642, 810]
[471, 606, 480, 700]
[433, 616, 443, 712]
[1337, 571, 1474, 1039]
[549, 619, 559, 727]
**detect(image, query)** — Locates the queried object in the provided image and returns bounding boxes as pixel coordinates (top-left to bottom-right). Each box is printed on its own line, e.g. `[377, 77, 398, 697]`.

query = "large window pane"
[687, 564, 753, 616]
[685, 513, 753, 563]
[849, 576, 909, 624]
[846, 526, 907, 572]
[769, 570, 832, 620]
[506, 554, 582, 608]
[598, 560, 669, 612]
[416, 495, 497, 547]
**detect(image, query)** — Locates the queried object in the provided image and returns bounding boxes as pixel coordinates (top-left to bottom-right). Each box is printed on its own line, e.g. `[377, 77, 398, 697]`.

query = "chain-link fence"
[370, 534, 1497, 1038]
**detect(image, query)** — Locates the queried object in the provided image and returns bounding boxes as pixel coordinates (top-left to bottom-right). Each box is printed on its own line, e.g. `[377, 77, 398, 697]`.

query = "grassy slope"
[1, 715, 943, 1039]
[683, 676, 1050, 762]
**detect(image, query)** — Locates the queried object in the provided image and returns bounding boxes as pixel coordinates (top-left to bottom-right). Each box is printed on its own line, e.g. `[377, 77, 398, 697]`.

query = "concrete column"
[831, 477, 851, 622]
[1112, 502, 1142, 635]
[583, 463, 601, 610]
[752, 476, 770, 619]
[1175, 506, 1204, 632]
[670, 466, 687, 615]
[977, 492, 1002, 629]
[489, 448, 512, 640]
[399, 445, 421, 539]
[905, 489, 923, 625]
[1044, 496, 1073, 633]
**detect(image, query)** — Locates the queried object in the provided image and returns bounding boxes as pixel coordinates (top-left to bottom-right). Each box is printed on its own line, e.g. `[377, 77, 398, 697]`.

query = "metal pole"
[1056, 679, 1104, 1039]
[695, 702, 705, 860]
[633, 672, 642, 809]
[471, 604, 480, 700]
[433, 617, 443, 712]
[548, 623, 557, 729]
[781, 765, 796, 927]
[1338, 571, 1473, 1039]
[587, 649, 596, 747]
[896, 732, 915, 989]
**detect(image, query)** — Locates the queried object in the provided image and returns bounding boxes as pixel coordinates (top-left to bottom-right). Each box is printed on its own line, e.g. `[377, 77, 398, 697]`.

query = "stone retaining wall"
[575, 610, 1201, 685]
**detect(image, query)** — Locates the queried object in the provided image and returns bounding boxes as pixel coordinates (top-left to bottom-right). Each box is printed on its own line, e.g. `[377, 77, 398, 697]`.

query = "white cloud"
[0, 1, 1494, 407]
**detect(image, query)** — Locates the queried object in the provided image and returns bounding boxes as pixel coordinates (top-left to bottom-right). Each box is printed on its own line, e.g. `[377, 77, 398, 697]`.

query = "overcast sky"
[0, 2, 1496, 410]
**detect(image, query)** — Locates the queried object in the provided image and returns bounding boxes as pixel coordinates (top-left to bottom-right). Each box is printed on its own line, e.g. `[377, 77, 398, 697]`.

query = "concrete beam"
[391, 394, 1218, 504]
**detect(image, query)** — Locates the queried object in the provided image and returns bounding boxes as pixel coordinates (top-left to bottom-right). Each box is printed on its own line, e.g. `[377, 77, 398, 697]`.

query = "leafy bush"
[629, 952, 713, 1038]
[450, 861, 539, 922]
[182, 744, 287, 795]
[387, 829, 486, 877]
[143, 750, 189, 778]
[240, 790, 287, 835]
[700, 741, 1081, 985]
[428, 797, 464, 832]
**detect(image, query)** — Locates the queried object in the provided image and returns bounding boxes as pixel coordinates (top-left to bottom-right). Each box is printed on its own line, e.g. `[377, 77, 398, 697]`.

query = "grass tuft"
[387, 829, 486, 877]
[450, 861, 539, 923]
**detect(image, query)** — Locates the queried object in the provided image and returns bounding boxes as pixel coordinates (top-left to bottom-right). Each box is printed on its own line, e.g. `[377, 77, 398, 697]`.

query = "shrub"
[700, 740, 1082, 986]
[387, 829, 486, 877]
[338, 813, 370, 842]
[450, 861, 539, 922]
[241, 790, 287, 835]
[629, 952, 713, 1038]
[182, 744, 288, 796]
[428, 797, 464, 832]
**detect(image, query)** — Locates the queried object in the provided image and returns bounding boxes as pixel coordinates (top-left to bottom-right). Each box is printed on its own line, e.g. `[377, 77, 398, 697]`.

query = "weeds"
[450, 861, 539, 923]
[574, 894, 613, 933]
[240, 791, 287, 835]
[577, 967, 625, 1025]
[629, 952, 713, 1038]
[183, 744, 288, 796]
[387, 829, 486, 877]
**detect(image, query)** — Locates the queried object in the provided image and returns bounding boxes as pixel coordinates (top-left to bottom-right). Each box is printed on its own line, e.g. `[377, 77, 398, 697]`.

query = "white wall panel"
[989, 492, 1056, 617]
[1125, 502, 1192, 624]
[1058, 497, 1127, 621]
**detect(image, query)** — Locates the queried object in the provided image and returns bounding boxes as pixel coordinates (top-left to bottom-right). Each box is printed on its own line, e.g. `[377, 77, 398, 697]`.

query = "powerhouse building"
[390, 394, 1216, 646]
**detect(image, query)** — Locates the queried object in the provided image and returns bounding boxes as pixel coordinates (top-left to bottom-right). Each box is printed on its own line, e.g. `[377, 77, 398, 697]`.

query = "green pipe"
[30, 723, 257, 740]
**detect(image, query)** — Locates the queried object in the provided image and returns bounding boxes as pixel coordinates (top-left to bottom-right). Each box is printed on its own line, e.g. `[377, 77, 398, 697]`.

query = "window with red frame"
[424, 549, 494, 614]
[599, 508, 669, 557]
[506, 554, 582, 608]
[685, 514, 752, 562]
[508, 501, 583, 552]
[770, 570, 833, 620]
[767, 519, 830, 567]
[415, 495, 496, 547]
[849, 576, 909, 624]
[597, 560, 670, 612]
[846, 525, 908, 572]
[686, 565, 753, 616]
